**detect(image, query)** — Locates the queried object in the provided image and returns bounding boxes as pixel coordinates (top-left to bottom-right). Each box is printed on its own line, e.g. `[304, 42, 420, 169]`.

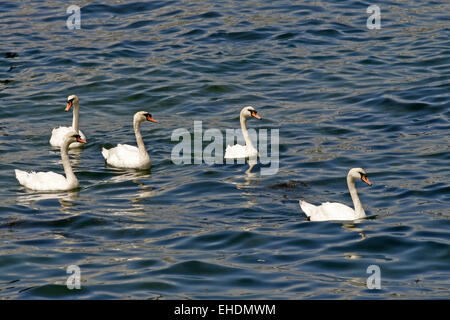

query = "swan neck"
[240, 115, 254, 148]
[61, 143, 77, 185]
[71, 101, 80, 132]
[134, 119, 149, 157]
[347, 176, 365, 217]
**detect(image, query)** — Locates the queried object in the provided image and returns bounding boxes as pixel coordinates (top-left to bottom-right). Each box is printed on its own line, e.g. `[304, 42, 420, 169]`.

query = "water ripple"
[0, 0, 449, 299]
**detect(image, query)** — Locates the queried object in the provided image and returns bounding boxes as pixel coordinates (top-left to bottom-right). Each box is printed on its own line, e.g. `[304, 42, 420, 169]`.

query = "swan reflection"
[108, 169, 151, 184]
[16, 190, 79, 214]
[106, 170, 157, 215]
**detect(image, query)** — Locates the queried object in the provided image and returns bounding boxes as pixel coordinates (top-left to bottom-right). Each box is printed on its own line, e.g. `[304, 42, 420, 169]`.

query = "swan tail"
[101, 147, 109, 160]
[299, 200, 317, 218]
[224, 145, 233, 159]
[15, 169, 30, 185]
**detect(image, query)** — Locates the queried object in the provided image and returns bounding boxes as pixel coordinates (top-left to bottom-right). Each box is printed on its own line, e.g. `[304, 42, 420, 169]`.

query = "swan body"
[50, 95, 86, 149]
[15, 132, 86, 191]
[299, 168, 372, 221]
[224, 106, 261, 165]
[102, 111, 157, 169]
[225, 144, 258, 160]
[102, 144, 148, 169]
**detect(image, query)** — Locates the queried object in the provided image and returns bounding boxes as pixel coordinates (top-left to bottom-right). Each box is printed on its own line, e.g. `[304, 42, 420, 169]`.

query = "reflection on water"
[342, 222, 367, 240]
[15, 190, 79, 214]
[132, 183, 157, 203]
[0, 0, 448, 299]
[106, 170, 158, 215]
[108, 170, 151, 184]
[221, 165, 262, 207]
[243, 165, 259, 185]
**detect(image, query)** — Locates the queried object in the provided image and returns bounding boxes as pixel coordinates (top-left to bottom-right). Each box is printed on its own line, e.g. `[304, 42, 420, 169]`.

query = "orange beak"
[361, 175, 372, 186]
[251, 111, 262, 120]
[146, 114, 158, 122]
[65, 101, 73, 111]
[76, 137, 87, 144]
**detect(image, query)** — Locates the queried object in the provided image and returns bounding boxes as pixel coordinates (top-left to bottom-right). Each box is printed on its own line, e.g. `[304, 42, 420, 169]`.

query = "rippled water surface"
[0, 1, 449, 299]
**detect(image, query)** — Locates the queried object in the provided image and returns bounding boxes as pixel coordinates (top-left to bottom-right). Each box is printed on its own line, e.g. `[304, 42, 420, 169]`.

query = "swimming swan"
[224, 106, 262, 165]
[50, 94, 86, 149]
[102, 111, 157, 169]
[299, 168, 372, 221]
[15, 132, 86, 191]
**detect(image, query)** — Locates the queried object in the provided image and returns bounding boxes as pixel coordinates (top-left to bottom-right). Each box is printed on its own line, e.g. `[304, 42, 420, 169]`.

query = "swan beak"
[76, 137, 87, 144]
[361, 175, 372, 186]
[146, 115, 158, 123]
[65, 101, 73, 111]
[251, 112, 262, 120]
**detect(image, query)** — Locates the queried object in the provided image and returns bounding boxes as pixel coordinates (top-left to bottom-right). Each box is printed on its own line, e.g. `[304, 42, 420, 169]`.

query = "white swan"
[102, 111, 157, 169]
[299, 168, 372, 221]
[224, 106, 262, 165]
[15, 132, 87, 191]
[50, 94, 86, 149]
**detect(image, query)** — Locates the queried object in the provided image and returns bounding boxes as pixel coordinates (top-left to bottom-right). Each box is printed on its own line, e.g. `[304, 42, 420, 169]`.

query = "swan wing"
[15, 169, 72, 191]
[102, 144, 149, 169]
[50, 126, 72, 147]
[225, 144, 259, 166]
[224, 144, 247, 159]
[300, 200, 357, 221]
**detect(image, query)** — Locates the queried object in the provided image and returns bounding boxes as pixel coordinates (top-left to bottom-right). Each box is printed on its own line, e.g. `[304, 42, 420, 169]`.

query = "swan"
[50, 94, 86, 149]
[15, 132, 87, 191]
[224, 106, 262, 165]
[102, 111, 157, 169]
[299, 168, 372, 221]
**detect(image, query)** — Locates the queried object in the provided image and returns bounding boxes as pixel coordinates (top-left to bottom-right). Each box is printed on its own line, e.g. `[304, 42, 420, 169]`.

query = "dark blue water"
[0, 1, 449, 299]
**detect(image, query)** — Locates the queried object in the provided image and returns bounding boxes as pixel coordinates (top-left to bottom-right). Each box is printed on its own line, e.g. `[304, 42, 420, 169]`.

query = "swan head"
[134, 111, 158, 123]
[65, 94, 79, 111]
[348, 168, 372, 186]
[63, 131, 87, 146]
[241, 106, 262, 120]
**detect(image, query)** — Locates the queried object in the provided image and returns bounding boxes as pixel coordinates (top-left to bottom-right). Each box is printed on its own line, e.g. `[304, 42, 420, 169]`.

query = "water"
[0, 0, 449, 299]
